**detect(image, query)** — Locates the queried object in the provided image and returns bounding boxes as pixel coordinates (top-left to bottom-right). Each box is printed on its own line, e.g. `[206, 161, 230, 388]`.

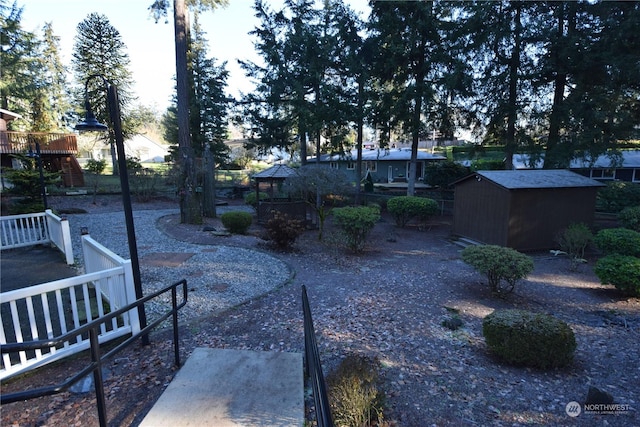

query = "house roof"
[311, 148, 446, 162]
[512, 150, 640, 169]
[252, 164, 296, 179]
[0, 108, 22, 122]
[458, 170, 605, 190]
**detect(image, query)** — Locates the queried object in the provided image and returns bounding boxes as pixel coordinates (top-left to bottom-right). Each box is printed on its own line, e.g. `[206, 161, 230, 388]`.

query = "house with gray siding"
[309, 148, 446, 183]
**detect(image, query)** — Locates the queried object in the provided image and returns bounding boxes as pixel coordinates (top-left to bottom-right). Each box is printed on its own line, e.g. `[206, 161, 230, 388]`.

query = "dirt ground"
[1, 195, 638, 426]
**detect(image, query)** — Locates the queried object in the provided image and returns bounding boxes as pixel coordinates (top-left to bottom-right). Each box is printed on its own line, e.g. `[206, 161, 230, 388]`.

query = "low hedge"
[387, 196, 438, 227]
[483, 309, 576, 369]
[220, 211, 253, 234]
[461, 245, 534, 294]
[619, 206, 640, 232]
[332, 206, 380, 253]
[594, 254, 640, 297]
[594, 227, 640, 257]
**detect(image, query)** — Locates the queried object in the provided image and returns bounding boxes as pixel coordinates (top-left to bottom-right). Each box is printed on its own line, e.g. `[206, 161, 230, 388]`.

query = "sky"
[20, 0, 370, 113]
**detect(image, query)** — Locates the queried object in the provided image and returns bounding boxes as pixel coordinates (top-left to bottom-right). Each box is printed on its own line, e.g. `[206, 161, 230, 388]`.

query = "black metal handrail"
[302, 285, 335, 427]
[1, 279, 188, 427]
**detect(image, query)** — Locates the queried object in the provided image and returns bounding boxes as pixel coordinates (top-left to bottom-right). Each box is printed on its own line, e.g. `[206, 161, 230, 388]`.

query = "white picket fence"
[0, 210, 74, 265]
[0, 233, 139, 380]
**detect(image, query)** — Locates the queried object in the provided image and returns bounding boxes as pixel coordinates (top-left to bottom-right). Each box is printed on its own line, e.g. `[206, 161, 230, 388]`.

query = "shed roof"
[252, 164, 296, 179]
[463, 170, 605, 190]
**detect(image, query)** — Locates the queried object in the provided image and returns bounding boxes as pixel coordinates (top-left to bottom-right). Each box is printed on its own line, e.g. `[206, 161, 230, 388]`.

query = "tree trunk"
[174, 0, 201, 224]
[504, 3, 522, 171]
[544, 2, 576, 169]
[202, 144, 217, 218]
[355, 79, 364, 205]
[109, 140, 119, 176]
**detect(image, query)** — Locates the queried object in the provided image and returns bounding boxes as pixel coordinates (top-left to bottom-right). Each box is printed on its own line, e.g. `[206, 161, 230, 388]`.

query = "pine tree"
[72, 12, 136, 175]
[150, 0, 228, 224]
[189, 12, 229, 217]
[30, 23, 70, 131]
[0, 0, 38, 120]
[369, 1, 450, 195]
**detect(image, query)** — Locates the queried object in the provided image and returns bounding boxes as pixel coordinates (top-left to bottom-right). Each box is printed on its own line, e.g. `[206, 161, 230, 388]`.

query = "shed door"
[388, 166, 393, 182]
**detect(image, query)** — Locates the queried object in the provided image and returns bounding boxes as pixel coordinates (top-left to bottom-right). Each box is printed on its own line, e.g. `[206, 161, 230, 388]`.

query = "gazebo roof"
[252, 164, 296, 180]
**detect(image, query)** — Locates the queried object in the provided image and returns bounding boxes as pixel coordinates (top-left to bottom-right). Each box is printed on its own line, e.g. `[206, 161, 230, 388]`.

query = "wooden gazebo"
[252, 164, 306, 223]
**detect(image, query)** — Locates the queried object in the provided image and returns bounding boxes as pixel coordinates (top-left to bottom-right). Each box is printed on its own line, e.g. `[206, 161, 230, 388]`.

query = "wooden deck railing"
[0, 132, 78, 155]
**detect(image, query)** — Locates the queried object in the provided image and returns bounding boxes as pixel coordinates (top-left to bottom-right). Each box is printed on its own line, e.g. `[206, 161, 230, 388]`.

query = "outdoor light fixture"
[26, 142, 48, 210]
[75, 74, 148, 343]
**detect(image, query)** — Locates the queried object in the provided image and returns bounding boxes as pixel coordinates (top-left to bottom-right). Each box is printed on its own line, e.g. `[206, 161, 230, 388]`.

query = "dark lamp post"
[75, 75, 148, 346]
[26, 142, 48, 210]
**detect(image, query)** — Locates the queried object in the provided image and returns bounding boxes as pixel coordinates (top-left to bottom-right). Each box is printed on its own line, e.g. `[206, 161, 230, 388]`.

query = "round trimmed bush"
[594, 254, 640, 297]
[332, 206, 380, 253]
[461, 245, 534, 294]
[387, 196, 438, 227]
[220, 211, 253, 234]
[483, 309, 576, 369]
[619, 206, 640, 232]
[594, 227, 640, 257]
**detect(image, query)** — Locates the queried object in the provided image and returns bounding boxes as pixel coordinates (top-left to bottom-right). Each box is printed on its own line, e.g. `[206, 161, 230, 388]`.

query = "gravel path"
[65, 206, 292, 324]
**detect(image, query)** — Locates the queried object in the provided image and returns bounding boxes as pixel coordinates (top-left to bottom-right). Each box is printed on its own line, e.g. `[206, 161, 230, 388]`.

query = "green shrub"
[244, 191, 268, 210]
[461, 245, 534, 294]
[264, 210, 304, 250]
[596, 181, 640, 213]
[594, 254, 640, 297]
[327, 354, 386, 427]
[483, 309, 576, 369]
[555, 223, 593, 269]
[386, 196, 438, 227]
[332, 206, 380, 253]
[593, 227, 640, 257]
[619, 206, 640, 232]
[220, 211, 253, 234]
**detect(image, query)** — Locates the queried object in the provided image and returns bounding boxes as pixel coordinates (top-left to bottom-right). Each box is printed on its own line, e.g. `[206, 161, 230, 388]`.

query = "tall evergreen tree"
[30, 22, 69, 131]
[465, 1, 540, 170]
[188, 12, 229, 217]
[149, 0, 228, 224]
[369, 1, 448, 195]
[0, 0, 38, 122]
[72, 12, 136, 175]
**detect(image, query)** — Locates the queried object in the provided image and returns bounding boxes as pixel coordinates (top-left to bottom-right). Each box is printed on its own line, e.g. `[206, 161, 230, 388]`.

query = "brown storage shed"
[452, 170, 604, 251]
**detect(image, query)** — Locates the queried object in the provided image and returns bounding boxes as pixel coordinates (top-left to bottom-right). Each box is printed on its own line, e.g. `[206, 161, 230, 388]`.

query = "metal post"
[106, 84, 149, 345]
[89, 328, 108, 427]
[34, 142, 48, 210]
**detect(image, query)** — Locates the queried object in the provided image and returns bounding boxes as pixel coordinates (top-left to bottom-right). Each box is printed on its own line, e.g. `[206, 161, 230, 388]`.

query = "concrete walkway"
[139, 348, 304, 427]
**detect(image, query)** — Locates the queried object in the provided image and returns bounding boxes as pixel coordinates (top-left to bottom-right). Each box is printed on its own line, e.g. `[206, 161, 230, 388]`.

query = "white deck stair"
[139, 348, 304, 427]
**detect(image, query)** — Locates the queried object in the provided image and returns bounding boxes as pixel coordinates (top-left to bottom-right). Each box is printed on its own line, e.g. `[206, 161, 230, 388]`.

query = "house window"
[365, 161, 377, 172]
[633, 168, 640, 183]
[330, 162, 339, 170]
[346, 162, 356, 170]
[590, 168, 616, 180]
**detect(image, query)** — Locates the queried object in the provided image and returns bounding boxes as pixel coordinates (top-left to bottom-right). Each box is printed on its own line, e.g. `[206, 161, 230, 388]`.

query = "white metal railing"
[0, 234, 139, 380]
[0, 210, 74, 265]
[81, 234, 139, 329]
[0, 268, 132, 380]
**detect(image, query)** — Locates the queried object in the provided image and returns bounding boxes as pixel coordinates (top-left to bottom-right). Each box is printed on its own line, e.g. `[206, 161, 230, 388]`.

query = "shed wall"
[453, 179, 510, 245]
[507, 187, 599, 251]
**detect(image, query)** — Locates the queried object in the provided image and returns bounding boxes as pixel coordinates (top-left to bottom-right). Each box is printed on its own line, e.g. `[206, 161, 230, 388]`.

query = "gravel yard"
[1, 195, 638, 426]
